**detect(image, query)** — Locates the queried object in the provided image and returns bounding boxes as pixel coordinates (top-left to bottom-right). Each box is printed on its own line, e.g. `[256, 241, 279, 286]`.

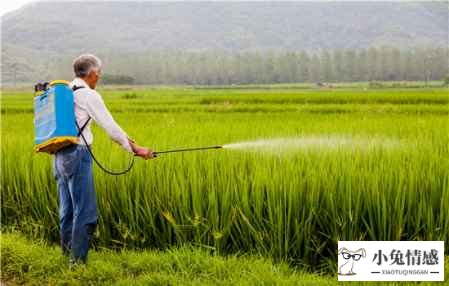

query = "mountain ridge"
[2, 1, 447, 53]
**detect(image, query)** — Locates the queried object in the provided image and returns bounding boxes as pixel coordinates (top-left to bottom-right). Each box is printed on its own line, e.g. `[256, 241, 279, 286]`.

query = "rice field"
[1, 86, 448, 272]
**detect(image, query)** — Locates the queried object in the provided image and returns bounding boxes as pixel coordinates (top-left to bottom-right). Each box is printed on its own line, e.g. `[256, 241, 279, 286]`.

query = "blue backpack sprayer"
[33, 80, 222, 175]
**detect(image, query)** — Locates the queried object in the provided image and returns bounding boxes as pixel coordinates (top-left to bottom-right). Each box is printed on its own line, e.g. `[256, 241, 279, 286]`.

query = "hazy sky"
[0, 0, 34, 16]
[0, 0, 430, 18]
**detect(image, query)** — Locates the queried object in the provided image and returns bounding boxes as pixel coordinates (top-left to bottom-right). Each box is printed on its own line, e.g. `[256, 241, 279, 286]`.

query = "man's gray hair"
[73, 54, 102, 78]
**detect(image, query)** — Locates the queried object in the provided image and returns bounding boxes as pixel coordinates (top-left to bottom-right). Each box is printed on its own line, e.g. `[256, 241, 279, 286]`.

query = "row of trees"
[101, 74, 135, 85]
[102, 46, 448, 85]
[2, 46, 448, 85]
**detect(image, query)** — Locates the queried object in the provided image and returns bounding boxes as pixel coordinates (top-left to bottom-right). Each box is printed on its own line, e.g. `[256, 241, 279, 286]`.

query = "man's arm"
[85, 90, 154, 159]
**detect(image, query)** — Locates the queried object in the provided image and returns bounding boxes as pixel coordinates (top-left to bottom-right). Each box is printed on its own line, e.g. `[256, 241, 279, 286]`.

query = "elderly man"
[53, 54, 154, 266]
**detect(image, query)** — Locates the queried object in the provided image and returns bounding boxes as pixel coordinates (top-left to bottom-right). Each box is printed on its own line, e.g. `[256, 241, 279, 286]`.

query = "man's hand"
[128, 139, 156, 160]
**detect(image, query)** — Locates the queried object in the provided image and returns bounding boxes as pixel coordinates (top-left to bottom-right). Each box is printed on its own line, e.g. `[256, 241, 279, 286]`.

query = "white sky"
[0, 0, 34, 17]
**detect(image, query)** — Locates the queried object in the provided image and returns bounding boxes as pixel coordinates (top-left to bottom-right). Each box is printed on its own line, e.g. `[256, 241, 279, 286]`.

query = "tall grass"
[1, 88, 448, 271]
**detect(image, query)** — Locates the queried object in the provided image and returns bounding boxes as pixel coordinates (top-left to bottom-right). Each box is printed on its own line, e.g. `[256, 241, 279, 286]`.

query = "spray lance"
[151, 145, 223, 155]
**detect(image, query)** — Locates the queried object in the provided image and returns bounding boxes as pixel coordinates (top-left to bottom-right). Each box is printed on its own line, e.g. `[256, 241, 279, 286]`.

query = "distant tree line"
[101, 46, 447, 85]
[101, 74, 135, 85]
[2, 46, 448, 85]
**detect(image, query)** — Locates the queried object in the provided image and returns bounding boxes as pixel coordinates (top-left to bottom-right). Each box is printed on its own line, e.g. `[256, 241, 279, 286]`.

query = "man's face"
[85, 69, 101, 89]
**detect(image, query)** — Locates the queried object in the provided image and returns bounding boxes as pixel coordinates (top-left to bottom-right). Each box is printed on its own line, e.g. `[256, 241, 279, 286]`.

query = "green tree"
[298, 51, 310, 82]
[343, 49, 356, 82]
[320, 50, 333, 82]
[309, 54, 321, 82]
[367, 47, 380, 81]
[356, 49, 369, 81]
[332, 49, 344, 82]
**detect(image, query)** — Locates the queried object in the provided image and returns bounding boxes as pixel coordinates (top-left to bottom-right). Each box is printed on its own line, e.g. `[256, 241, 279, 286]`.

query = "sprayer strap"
[77, 117, 91, 137]
[72, 85, 85, 92]
[72, 85, 91, 137]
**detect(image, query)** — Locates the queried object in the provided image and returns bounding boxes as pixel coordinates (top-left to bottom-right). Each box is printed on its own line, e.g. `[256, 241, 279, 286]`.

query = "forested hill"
[3, 1, 448, 52]
[2, 1, 448, 84]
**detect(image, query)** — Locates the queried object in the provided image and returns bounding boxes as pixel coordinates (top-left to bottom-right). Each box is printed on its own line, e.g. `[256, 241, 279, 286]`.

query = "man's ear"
[338, 247, 348, 255]
[356, 248, 366, 257]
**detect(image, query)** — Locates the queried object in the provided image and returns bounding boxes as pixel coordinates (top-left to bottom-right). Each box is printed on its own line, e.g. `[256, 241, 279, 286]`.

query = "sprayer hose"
[78, 127, 135, 176]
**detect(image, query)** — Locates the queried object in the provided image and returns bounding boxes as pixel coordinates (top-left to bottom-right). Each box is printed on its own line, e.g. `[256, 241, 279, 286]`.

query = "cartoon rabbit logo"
[338, 247, 366, 275]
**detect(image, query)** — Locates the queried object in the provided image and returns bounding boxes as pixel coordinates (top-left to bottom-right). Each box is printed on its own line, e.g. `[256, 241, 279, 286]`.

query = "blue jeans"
[53, 144, 98, 264]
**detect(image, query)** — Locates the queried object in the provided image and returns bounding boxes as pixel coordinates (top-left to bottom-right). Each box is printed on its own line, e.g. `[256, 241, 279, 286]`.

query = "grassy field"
[1, 86, 448, 277]
[1, 232, 448, 285]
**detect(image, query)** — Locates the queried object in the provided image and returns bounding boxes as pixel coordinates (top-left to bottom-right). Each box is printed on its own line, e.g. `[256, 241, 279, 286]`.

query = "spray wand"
[151, 145, 223, 156]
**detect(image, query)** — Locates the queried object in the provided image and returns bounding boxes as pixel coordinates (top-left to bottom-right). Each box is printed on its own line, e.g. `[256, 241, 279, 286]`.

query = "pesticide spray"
[154, 135, 400, 156]
[221, 136, 400, 153]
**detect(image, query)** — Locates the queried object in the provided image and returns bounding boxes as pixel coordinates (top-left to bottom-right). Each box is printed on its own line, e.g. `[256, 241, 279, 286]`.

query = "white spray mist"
[222, 135, 400, 153]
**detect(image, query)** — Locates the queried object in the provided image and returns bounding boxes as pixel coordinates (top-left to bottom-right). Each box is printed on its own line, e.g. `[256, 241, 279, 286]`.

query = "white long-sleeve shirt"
[70, 78, 133, 153]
